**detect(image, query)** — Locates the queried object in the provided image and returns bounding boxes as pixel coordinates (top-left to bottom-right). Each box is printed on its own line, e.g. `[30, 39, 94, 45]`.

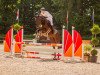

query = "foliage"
[84, 53, 90, 56]
[90, 24, 100, 35]
[91, 38, 99, 46]
[23, 44, 26, 47]
[84, 44, 92, 56]
[91, 49, 98, 56]
[90, 24, 100, 48]
[0, 0, 100, 36]
[23, 35, 35, 40]
[84, 44, 92, 52]
[13, 23, 21, 31]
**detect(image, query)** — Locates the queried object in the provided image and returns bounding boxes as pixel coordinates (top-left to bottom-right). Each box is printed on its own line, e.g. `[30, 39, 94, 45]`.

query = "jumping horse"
[35, 16, 61, 60]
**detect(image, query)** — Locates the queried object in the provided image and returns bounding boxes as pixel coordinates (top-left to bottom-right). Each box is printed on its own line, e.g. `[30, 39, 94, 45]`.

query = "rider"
[39, 7, 53, 26]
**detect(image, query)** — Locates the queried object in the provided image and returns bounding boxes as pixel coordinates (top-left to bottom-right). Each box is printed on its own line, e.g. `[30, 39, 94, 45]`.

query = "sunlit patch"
[39, 24, 42, 27]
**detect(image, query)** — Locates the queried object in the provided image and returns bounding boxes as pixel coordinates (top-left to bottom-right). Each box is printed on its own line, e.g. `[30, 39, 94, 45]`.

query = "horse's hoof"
[57, 58, 60, 60]
[53, 58, 57, 60]
[53, 46, 55, 49]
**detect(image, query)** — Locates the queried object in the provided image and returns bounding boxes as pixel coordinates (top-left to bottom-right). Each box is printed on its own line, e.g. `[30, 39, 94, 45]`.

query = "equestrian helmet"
[40, 7, 45, 11]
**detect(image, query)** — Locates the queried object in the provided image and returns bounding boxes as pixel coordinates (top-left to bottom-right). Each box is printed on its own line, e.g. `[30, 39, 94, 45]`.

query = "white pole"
[82, 44, 84, 60]
[10, 28, 13, 56]
[62, 25, 65, 61]
[72, 26, 75, 61]
[67, 11, 68, 30]
[93, 9, 94, 25]
[21, 27, 24, 56]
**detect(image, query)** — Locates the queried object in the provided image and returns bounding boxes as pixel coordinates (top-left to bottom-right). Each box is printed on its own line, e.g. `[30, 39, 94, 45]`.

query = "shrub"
[91, 38, 99, 46]
[90, 24, 100, 35]
[91, 49, 98, 56]
[13, 23, 21, 31]
[84, 44, 92, 53]
[84, 53, 90, 56]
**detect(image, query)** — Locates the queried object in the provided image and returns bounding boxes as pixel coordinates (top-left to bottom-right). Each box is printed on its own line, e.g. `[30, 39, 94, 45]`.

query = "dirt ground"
[0, 45, 100, 75]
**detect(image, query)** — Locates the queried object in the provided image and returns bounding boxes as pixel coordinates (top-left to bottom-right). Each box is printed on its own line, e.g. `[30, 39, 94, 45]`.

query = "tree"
[0, 0, 100, 37]
[91, 24, 100, 47]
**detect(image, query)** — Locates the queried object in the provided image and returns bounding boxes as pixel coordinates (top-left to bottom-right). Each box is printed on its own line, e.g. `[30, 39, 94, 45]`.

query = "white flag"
[16, 9, 19, 20]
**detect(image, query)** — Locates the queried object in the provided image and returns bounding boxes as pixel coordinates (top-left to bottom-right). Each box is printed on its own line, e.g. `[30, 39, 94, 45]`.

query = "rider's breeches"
[46, 17, 53, 26]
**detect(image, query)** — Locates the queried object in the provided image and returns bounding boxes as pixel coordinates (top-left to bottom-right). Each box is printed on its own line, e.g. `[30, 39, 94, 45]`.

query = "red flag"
[4, 28, 13, 52]
[74, 30, 82, 58]
[15, 29, 23, 53]
[15, 29, 23, 48]
[64, 29, 72, 57]
[74, 30, 82, 52]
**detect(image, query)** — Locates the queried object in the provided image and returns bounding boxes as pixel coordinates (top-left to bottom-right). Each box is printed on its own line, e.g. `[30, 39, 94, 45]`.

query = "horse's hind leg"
[53, 52, 57, 60]
[53, 32, 61, 49]
[49, 37, 56, 49]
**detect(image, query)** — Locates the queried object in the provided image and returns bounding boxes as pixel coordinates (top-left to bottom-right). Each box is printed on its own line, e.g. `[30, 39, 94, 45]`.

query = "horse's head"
[35, 15, 54, 34]
[35, 16, 46, 29]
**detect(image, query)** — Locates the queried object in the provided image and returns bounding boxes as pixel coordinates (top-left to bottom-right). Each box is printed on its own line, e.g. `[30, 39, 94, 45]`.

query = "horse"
[35, 16, 60, 44]
[35, 16, 61, 60]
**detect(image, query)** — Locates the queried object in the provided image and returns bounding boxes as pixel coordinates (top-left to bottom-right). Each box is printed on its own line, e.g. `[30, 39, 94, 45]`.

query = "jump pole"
[24, 51, 62, 60]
